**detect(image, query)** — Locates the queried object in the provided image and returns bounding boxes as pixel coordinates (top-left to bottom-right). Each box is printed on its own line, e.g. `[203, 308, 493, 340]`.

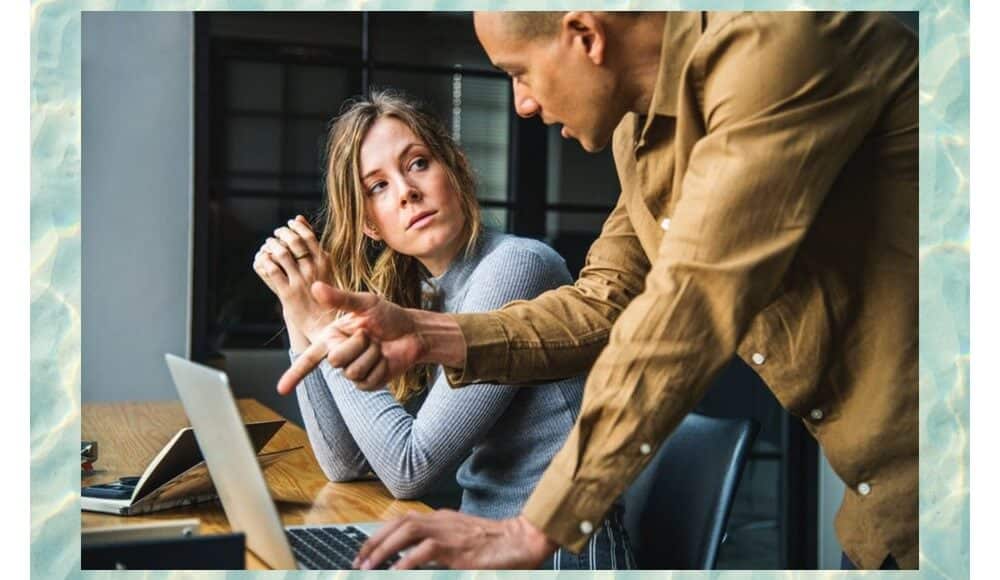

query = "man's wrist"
[412, 309, 467, 368]
[513, 515, 558, 560]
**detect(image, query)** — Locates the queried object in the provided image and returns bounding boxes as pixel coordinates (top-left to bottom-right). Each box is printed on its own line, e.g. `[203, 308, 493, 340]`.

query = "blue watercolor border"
[29, 1, 969, 578]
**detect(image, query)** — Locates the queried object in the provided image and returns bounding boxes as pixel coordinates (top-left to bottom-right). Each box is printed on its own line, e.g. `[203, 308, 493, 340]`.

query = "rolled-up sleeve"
[522, 13, 888, 551]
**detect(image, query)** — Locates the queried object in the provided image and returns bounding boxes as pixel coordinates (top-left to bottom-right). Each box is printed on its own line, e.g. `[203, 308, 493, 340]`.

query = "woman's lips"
[408, 211, 437, 230]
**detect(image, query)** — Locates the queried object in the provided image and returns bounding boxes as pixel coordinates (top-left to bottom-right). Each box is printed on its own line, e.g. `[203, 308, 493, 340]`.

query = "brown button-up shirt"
[447, 12, 917, 569]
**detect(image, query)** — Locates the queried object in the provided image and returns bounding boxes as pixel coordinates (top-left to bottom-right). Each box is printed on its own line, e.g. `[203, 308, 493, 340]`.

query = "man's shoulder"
[701, 11, 814, 37]
[702, 11, 744, 35]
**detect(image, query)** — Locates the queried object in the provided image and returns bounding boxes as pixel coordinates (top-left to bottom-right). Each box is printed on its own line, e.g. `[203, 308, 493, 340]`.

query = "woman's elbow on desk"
[316, 460, 370, 484]
[319, 462, 428, 498]
[384, 485, 426, 501]
[381, 475, 435, 500]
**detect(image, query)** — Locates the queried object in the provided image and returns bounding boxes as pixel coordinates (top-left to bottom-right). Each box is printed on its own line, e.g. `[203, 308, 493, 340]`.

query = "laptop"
[164, 353, 402, 570]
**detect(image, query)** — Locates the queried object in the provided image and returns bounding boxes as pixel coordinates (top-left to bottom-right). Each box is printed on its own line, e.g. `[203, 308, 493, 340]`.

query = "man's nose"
[513, 82, 540, 119]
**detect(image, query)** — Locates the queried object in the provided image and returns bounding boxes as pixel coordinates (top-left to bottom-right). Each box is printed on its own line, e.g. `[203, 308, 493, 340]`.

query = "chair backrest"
[623, 413, 759, 569]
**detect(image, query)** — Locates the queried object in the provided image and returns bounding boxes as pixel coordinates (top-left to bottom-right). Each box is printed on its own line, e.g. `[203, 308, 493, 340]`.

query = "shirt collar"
[636, 12, 704, 145]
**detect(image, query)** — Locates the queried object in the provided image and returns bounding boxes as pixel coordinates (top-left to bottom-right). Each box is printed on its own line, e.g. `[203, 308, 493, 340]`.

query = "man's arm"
[444, 195, 650, 385]
[521, 12, 891, 551]
[280, 194, 649, 395]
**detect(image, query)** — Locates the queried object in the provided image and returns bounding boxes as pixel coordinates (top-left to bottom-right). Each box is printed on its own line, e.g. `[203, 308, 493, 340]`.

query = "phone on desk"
[82, 477, 140, 500]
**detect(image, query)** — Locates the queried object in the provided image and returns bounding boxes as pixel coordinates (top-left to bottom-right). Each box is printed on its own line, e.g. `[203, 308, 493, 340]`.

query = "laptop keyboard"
[286, 525, 401, 570]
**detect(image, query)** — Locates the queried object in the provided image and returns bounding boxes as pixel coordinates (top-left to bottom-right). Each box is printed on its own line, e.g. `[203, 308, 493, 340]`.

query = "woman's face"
[359, 116, 467, 276]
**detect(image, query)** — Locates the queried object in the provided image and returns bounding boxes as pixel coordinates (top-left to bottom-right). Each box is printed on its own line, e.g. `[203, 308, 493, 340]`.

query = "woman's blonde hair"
[319, 89, 482, 403]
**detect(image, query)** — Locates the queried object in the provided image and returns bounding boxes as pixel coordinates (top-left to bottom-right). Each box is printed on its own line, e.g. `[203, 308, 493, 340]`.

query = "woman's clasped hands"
[252, 214, 338, 341]
[252, 215, 422, 394]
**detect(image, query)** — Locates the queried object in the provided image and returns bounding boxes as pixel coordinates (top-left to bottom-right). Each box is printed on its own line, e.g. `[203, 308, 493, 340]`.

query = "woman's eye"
[368, 181, 387, 195]
[409, 157, 429, 171]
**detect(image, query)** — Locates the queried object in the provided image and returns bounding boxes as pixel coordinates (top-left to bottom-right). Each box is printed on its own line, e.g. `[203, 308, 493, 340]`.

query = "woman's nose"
[400, 187, 422, 205]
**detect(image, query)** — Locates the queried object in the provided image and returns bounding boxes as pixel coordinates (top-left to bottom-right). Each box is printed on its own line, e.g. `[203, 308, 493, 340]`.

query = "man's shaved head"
[500, 12, 565, 40]
[495, 12, 644, 41]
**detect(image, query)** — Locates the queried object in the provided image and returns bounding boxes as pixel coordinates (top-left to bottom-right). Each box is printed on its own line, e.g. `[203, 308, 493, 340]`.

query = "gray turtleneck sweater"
[292, 231, 586, 519]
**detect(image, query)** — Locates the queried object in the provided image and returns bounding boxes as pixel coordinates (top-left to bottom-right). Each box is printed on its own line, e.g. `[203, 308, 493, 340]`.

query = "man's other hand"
[353, 511, 558, 570]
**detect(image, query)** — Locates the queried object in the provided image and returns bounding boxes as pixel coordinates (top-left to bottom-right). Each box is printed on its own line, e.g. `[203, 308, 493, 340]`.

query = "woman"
[253, 90, 633, 570]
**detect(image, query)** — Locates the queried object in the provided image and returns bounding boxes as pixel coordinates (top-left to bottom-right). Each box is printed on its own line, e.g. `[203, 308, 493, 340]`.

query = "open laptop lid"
[165, 353, 297, 569]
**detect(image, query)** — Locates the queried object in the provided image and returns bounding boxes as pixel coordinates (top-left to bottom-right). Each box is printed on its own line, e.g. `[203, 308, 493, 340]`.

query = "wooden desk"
[82, 399, 431, 569]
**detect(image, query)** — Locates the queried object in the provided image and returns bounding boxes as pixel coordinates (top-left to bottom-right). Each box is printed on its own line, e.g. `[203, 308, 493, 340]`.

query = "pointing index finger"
[278, 340, 328, 395]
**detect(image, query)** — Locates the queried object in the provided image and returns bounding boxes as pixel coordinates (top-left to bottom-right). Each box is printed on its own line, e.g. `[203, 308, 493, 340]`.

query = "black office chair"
[623, 412, 759, 569]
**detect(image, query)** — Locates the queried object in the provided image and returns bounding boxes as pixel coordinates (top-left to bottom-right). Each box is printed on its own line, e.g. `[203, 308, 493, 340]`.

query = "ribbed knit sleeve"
[292, 357, 371, 481]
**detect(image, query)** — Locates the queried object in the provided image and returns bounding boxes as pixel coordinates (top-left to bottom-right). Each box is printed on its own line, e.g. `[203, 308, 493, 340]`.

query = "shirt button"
[857, 482, 871, 496]
[639, 443, 652, 455]
[751, 352, 766, 365]
[660, 218, 671, 231]
[809, 408, 824, 421]
[579, 520, 594, 535]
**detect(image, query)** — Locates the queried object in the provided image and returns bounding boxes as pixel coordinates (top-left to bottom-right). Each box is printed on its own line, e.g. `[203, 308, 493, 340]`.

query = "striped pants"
[537, 504, 636, 570]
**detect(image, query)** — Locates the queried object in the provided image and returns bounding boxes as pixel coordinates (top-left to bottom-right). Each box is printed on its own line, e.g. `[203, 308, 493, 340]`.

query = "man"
[281, 12, 918, 570]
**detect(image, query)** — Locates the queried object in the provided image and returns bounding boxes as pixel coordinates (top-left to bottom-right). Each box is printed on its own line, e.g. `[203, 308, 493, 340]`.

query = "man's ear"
[560, 11, 606, 66]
